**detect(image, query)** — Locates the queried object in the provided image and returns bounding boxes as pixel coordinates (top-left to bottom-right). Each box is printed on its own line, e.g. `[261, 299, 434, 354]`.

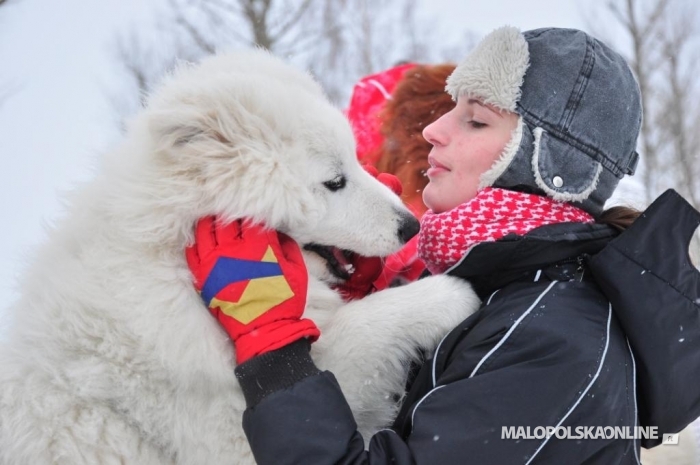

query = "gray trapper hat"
[446, 27, 642, 216]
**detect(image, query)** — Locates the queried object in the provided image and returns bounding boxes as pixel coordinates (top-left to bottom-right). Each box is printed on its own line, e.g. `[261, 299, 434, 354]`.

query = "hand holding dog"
[186, 217, 318, 364]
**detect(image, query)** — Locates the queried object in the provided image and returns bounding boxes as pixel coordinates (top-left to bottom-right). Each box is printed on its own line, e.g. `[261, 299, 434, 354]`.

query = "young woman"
[187, 27, 700, 464]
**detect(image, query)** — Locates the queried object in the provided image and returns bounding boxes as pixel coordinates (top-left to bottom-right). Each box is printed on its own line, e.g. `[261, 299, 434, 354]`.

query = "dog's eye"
[323, 176, 346, 192]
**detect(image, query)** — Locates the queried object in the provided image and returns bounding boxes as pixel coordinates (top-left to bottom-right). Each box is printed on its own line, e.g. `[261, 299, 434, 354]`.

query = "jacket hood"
[588, 190, 700, 447]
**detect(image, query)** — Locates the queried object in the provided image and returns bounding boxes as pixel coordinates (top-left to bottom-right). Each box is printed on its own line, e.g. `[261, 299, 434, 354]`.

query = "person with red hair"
[347, 62, 456, 217]
[347, 63, 456, 288]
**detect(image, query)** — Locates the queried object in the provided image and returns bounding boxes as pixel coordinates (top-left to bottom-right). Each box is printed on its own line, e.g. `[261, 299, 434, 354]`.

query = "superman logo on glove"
[199, 242, 293, 325]
[186, 217, 318, 364]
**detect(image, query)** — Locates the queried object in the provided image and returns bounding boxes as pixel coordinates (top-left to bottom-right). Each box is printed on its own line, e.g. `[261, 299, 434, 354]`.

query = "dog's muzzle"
[397, 210, 420, 244]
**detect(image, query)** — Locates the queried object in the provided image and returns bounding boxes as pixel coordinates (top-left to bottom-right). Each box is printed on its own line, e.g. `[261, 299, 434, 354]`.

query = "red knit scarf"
[417, 187, 594, 274]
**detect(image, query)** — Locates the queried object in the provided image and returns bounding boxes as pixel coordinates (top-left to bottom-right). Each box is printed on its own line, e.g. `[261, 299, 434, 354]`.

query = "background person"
[347, 62, 456, 218]
[347, 63, 456, 288]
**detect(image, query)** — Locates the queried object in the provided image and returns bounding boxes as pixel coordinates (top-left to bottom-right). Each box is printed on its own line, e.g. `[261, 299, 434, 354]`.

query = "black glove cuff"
[235, 339, 321, 407]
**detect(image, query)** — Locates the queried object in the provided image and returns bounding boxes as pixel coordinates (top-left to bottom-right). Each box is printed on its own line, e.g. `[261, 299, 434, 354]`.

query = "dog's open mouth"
[303, 244, 356, 281]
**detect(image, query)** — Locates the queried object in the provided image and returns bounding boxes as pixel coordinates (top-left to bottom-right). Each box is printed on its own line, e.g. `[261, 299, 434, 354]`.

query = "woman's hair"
[596, 205, 642, 232]
[374, 64, 456, 214]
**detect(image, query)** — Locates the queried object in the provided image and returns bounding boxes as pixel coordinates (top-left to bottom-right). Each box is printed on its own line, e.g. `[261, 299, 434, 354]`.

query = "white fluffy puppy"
[0, 49, 479, 464]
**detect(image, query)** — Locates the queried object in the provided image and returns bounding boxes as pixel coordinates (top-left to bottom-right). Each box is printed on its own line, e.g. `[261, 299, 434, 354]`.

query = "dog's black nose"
[397, 212, 420, 243]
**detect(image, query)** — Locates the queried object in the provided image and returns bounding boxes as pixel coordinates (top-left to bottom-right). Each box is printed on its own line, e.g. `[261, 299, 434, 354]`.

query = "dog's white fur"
[0, 49, 480, 464]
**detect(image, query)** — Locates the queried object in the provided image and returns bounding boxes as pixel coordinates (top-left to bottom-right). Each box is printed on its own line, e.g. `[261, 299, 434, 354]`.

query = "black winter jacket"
[235, 190, 700, 464]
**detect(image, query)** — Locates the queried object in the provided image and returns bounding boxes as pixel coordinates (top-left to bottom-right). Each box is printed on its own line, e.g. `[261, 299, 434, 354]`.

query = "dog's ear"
[148, 108, 230, 149]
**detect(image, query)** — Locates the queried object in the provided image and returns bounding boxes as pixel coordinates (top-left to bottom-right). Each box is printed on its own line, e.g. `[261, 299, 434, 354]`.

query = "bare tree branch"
[601, 0, 700, 206]
[199, 0, 252, 46]
[115, 33, 149, 96]
[108, 0, 468, 117]
[268, 0, 314, 44]
[656, 5, 700, 205]
[241, 0, 274, 49]
[169, 0, 216, 54]
[606, 0, 669, 203]
[642, 0, 671, 37]
[201, 0, 243, 16]
[608, 0, 633, 31]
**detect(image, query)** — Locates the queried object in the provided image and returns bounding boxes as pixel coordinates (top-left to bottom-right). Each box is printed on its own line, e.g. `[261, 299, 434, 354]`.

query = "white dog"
[0, 49, 479, 464]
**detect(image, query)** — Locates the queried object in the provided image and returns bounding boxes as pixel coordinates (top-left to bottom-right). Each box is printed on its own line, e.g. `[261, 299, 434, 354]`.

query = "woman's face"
[421, 97, 519, 213]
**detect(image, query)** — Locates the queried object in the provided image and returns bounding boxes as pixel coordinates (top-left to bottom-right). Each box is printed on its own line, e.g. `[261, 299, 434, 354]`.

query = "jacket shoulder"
[589, 189, 700, 445]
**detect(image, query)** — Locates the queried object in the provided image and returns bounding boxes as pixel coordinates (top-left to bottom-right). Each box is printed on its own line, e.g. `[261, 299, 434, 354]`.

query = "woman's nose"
[422, 115, 447, 147]
[422, 120, 440, 146]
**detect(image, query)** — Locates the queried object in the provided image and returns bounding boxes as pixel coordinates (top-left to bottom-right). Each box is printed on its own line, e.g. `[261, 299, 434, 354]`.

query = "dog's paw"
[331, 274, 480, 352]
[411, 274, 481, 316]
[392, 274, 481, 347]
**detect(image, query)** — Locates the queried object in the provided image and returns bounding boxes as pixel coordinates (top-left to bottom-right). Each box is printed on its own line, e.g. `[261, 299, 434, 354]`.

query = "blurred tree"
[303, 0, 472, 103]
[601, 0, 700, 207]
[0, 0, 19, 103]
[655, 4, 700, 206]
[110, 0, 469, 124]
[111, 0, 325, 124]
[608, 0, 670, 205]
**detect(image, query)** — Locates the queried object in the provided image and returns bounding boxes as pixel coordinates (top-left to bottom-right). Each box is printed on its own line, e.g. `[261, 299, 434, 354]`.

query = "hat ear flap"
[531, 127, 603, 202]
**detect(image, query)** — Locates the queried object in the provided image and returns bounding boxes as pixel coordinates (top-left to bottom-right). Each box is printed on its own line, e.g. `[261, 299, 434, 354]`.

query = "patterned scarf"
[418, 187, 594, 274]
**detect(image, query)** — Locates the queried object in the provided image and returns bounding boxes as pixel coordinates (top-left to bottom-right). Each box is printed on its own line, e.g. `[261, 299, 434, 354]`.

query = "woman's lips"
[426, 166, 449, 177]
[427, 156, 450, 178]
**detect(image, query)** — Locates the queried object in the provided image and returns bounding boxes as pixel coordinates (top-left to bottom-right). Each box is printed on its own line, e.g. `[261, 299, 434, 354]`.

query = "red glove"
[372, 235, 427, 290]
[332, 254, 384, 301]
[185, 217, 319, 364]
[332, 167, 405, 301]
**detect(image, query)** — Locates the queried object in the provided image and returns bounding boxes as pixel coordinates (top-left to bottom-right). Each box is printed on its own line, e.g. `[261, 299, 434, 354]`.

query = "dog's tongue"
[331, 247, 350, 268]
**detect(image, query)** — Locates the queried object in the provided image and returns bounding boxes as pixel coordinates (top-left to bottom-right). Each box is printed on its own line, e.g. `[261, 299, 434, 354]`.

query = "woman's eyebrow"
[467, 99, 503, 118]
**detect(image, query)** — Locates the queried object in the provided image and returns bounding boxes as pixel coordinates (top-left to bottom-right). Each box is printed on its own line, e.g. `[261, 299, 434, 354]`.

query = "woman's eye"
[470, 121, 487, 129]
[323, 176, 347, 192]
